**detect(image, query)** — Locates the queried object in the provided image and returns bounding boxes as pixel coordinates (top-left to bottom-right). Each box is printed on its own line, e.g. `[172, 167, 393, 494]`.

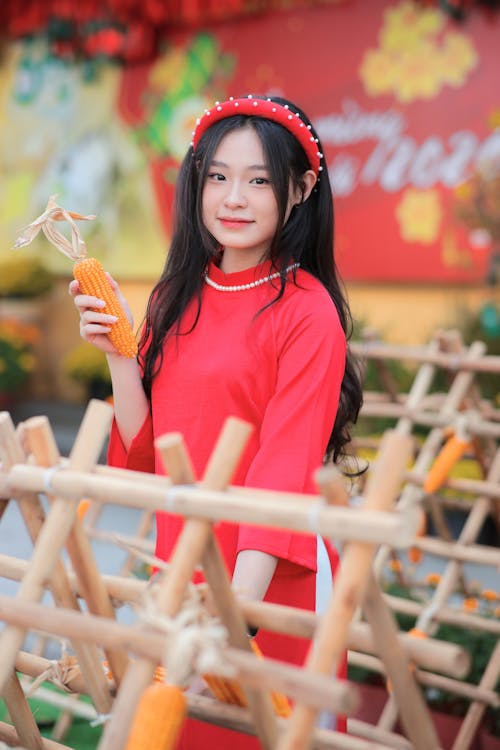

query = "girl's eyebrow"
[210, 159, 269, 171]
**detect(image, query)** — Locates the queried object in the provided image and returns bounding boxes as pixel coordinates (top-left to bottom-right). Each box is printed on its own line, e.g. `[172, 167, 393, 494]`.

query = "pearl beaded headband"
[191, 96, 323, 177]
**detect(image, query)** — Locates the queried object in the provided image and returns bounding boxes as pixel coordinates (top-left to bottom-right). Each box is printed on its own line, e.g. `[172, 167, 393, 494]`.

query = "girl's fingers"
[74, 293, 106, 310]
[81, 310, 118, 325]
[81, 323, 113, 335]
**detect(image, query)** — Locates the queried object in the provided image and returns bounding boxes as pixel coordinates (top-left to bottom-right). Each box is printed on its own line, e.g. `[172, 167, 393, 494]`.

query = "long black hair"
[139, 95, 363, 464]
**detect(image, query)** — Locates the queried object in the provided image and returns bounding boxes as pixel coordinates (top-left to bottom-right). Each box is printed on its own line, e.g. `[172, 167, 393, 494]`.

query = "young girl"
[71, 94, 362, 746]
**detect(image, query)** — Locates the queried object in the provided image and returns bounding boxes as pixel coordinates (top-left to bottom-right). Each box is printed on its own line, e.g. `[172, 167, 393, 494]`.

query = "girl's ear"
[297, 169, 317, 204]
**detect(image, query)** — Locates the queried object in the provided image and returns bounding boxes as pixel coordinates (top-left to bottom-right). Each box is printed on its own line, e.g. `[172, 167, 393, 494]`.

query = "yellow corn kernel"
[203, 640, 292, 718]
[74, 257, 137, 358]
[125, 682, 187, 750]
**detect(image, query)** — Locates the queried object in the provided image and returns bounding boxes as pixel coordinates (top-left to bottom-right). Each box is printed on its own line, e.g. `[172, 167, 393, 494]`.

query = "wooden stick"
[162, 423, 280, 748]
[319, 466, 441, 749]
[98, 418, 277, 750]
[452, 640, 500, 750]
[276, 430, 414, 750]
[0, 593, 357, 715]
[362, 583, 441, 749]
[385, 593, 500, 635]
[410, 535, 500, 566]
[3, 670, 44, 749]
[348, 652, 499, 707]
[26, 408, 129, 686]
[16, 650, 90, 694]
[6, 464, 420, 547]
[359, 403, 500, 438]
[0, 403, 120, 705]
[0, 438, 112, 728]
[407, 470, 500, 502]
[0, 552, 470, 679]
[376, 339, 491, 734]
[187, 694, 410, 750]
[351, 340, 500, 373]
[0, 720, 71, 750]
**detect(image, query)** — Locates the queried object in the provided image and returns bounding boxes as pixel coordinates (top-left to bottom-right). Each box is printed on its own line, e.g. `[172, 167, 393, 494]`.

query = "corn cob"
[74, 257, 137, 357]
[125, 682, 187, 750]
[424, 432, 471, 494]
[77, 499, 91, 521]
[13, 195, 137, 358]
[202, 640, 292, 718]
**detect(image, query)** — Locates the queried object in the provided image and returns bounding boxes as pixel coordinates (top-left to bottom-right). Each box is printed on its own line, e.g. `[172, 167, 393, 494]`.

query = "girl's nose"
[224, 181, 247, 208]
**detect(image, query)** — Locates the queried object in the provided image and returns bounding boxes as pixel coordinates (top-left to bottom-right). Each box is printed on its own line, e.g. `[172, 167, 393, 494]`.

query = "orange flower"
[408, 547, 423, 565]
[462, 598, 478, 612]
[408, 628, 427, 639]
[494, 607, 500, 618]
[389, 559, 403, 573]
[426, 573, 441, 586]
[481, 590, 499, 602]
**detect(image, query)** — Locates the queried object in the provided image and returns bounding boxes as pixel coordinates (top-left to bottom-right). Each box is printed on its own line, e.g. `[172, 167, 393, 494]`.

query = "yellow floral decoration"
[359, 0, 478, 103]
[395, 188, 442, 244]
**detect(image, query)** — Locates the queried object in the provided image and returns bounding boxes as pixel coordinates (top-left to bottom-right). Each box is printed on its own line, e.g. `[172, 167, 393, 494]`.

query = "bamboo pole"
[384, 594, 500, 635]
[276, 430, 414, 750]
[351, 340, 500, 373]
[118, 509, 154, 576]
[0, 721, 71, 750]
[98, 418, 277, 750]
[376, 339, 493, 735]
[410, 535, 500, 566]
[0, 421, 48, 750]
[452, 640, 500, 750]
[0, 403, 118, 708]
[407, 470, 500, 502]
[0, 590, 357, 716]
[25, 411, 129, 686]
[160, 425, 281, 747]
[0, 552, 145, 604]
[362, 583, 441, 749]
[0, 552, 470, 679]
[348, 652, 500, 707]
[3, 670, 44, 750]
[319, 465, 441, 750]
[15, 650, 90, 694]
[187, 694, 410, 750]
[5, 464, 420, 548]
[359, 403, 500, 438]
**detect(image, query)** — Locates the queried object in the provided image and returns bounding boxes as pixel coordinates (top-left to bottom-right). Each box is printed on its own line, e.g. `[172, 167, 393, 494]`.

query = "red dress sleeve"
[107, 413, 155, 473]
[237, 298, 346, 571]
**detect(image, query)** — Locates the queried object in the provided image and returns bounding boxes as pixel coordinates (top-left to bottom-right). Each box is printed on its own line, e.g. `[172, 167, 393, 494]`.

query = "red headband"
[191, 96, 323, 177]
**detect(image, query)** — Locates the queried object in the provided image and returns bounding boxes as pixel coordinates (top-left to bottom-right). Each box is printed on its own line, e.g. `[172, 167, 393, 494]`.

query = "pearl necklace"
[204, 262, 300, 292]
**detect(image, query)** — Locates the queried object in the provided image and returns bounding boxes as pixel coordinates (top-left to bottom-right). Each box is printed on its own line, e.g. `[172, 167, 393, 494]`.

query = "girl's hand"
[68, 274, 134, 356]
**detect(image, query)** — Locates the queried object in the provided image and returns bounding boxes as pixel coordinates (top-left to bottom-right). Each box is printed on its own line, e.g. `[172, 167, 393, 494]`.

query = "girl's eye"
[207, 172, 225, 181]
[251, 177, 270, 185]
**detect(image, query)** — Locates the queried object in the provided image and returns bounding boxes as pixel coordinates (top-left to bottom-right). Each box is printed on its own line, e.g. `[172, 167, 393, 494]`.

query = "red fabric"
[108, 260, 347, 745]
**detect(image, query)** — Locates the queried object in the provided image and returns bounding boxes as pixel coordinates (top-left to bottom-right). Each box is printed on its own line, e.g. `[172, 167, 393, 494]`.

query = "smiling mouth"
[218, 218, 253, 228]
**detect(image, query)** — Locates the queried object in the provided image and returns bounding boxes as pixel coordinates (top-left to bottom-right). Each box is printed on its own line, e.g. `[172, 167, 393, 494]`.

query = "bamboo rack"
[1, 326, 500, 750]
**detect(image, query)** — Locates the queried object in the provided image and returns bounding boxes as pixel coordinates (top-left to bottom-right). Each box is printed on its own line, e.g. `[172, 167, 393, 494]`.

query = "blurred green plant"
[63, 342, 112, 400]
[0, 254, 54, 299]
[0, 318, 38, 394]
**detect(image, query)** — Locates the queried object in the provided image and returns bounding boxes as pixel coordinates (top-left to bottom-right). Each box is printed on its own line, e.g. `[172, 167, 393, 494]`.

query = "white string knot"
[26, 648, 80, 696]
[90, 713, 113, 727]
[138, 587, 234, 687]
[42, 463, 64, 494]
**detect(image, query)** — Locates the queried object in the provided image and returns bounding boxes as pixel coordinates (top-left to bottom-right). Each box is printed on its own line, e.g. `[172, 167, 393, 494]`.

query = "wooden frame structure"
[349, 329, 500, 750]
[0, 327, 498, 749]
[0, 395, 458, 750]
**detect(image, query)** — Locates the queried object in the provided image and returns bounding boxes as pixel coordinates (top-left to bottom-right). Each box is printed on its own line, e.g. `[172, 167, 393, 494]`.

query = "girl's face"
[201, 126, 299, 272]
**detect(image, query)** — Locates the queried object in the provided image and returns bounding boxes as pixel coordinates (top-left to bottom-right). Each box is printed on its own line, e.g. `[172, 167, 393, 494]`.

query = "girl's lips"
[218, 218, 253, 229]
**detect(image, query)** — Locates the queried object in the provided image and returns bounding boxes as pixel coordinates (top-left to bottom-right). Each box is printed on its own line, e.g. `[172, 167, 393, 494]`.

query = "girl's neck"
[218, 248, 270, 274]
